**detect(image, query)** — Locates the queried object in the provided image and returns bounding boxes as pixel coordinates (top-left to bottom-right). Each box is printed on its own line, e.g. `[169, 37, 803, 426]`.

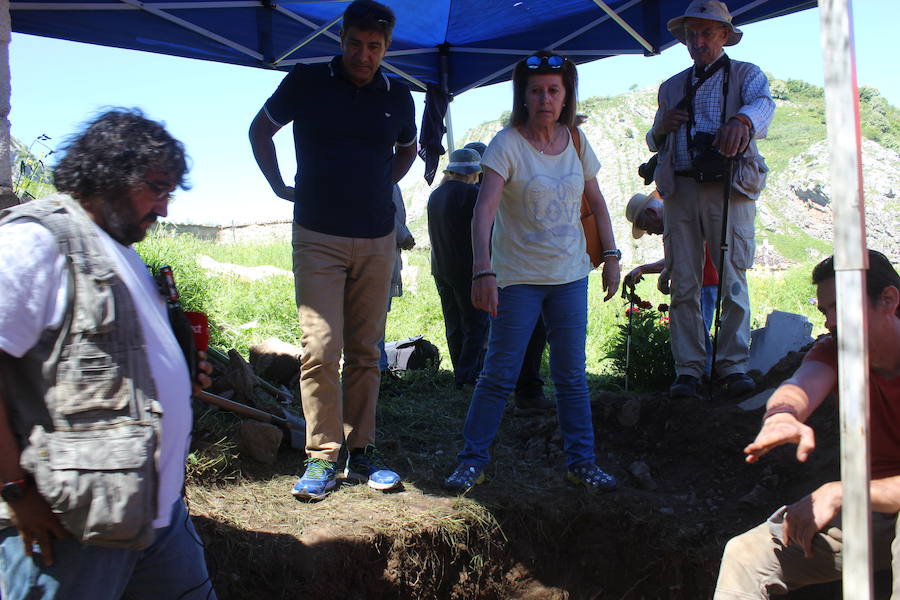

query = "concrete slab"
[748, 310, 814, 377]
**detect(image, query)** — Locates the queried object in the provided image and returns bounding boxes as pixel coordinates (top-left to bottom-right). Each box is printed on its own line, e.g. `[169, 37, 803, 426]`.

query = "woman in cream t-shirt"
[444, 51, 621, 493]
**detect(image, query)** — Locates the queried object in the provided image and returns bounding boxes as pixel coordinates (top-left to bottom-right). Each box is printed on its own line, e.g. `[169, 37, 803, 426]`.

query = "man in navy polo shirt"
[249, 0, 417, 501]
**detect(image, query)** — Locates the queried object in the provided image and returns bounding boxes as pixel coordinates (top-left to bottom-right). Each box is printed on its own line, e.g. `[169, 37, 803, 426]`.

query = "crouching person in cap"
[0, 109, 216, 599]
[714, 250, 900, 599]
[647, 0, 774, 400]
[624, 191, 719, 377]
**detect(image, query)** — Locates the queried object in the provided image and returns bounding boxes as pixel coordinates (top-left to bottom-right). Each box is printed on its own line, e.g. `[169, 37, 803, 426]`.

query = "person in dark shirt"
[248, 0, 417, 501]
[428, 148, 488, 387]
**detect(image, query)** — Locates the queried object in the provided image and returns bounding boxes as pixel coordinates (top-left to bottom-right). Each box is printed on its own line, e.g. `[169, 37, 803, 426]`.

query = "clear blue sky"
[9, 2, 896, 225]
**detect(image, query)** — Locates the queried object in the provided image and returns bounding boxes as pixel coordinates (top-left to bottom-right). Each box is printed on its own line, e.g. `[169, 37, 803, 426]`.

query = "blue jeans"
[0, 499, 216, 600]
[701, 284, 718, 376]
[458, 277, 596, 469]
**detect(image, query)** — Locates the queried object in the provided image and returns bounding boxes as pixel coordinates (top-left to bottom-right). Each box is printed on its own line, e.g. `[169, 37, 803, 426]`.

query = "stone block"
[748, 311, 814, 377]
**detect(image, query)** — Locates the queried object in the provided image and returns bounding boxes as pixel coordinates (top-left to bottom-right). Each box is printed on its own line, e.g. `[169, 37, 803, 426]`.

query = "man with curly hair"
[0, 109, 216, 599]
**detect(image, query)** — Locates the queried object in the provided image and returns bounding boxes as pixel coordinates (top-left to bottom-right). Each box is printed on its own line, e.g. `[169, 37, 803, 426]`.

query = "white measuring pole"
[819, 1, 872, 598]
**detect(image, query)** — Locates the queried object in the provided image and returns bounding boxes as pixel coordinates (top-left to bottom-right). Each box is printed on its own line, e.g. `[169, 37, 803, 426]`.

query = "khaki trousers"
[663, 176, 756, 379]
[714, 513, 900, 599]
[292, 223, 395, 462]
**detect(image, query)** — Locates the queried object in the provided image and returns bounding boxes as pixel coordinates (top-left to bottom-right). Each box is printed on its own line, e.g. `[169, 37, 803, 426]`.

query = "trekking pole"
[709, 157, 737, 380]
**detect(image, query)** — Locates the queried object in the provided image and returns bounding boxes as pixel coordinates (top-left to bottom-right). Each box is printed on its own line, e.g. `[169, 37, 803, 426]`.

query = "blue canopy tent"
[9, 0, 816, 179]
[9, 0, 816, 95]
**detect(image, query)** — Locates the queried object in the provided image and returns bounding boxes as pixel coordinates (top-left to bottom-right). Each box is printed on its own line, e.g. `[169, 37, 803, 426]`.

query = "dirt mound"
[188, 370, 855, 599]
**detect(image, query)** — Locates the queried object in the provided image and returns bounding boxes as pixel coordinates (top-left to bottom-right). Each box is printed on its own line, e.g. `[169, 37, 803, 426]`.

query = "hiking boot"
[346, 444, 401, 490]
[292, 458, 338, 500]
[719, 372, 755, 398]
[669, 374, 701, 399]
[443, 464, 485, 493]
[514, 392, 555, 413]
[565, 463, 617, 491]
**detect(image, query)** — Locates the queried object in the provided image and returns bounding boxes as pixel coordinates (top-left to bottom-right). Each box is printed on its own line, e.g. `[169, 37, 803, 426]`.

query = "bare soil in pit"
[187, 351, 885, 599]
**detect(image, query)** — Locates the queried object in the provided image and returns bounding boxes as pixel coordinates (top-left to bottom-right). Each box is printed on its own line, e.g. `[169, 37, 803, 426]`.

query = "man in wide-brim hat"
[645, 0, 775, 401]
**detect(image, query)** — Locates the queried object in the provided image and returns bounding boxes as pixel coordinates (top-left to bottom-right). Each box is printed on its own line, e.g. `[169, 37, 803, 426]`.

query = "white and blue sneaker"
[346, 444, 402, 491]
[292, 458, 338, 500]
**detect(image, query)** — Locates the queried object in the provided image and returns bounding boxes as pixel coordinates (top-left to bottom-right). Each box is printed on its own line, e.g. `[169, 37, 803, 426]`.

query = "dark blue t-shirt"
[264, 56, 416, 238]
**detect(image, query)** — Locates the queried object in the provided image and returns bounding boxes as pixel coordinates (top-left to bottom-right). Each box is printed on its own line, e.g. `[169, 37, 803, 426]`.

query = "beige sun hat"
[625, 193, 654, 239]
[667, 0, 743, 46]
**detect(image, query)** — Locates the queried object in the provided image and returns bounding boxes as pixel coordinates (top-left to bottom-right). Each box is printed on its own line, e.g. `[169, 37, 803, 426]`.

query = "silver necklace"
[529, 126, 557, 154]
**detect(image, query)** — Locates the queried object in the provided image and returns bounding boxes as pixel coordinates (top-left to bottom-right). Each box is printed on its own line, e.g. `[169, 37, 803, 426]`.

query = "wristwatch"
[0, 478, 30, 503]
[603, 248, 622, 261]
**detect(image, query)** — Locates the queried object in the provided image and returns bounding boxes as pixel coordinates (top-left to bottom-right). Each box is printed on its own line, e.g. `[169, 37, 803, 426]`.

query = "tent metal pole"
[0, 0, 14, 208]
[819, 2, 872, 598]
[273, 14, 340, 65]
[589, 0, 654, 54]
[445, 103, 455, 152]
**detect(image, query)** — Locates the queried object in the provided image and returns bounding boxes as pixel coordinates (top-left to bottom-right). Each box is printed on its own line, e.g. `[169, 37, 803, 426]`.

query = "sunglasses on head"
[525, 55, 566, 70]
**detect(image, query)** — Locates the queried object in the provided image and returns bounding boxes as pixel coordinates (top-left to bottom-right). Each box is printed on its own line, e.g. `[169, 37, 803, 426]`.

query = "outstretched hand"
[744, 414, 817, 464]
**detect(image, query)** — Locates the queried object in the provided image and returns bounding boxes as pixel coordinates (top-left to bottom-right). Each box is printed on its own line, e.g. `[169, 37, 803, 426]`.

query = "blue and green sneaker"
[292, 457, 338, 500]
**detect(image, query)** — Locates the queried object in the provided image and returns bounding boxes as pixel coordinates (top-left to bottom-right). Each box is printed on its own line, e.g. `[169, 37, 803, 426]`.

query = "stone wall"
[156, 220, 293, 245]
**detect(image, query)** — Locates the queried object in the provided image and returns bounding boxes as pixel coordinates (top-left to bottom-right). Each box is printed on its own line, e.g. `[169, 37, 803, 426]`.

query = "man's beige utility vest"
[649, 58, 770, 201]
[0, 194, 161, 549]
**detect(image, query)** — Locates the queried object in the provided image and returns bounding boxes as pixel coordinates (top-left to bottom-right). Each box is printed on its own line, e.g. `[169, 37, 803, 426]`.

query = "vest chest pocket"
[55, 341, 130, 415]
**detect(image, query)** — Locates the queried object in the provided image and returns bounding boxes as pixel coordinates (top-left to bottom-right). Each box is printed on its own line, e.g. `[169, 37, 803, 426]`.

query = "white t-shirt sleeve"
[0, 221, 68, 358]
[481, 129, 515, 182]
[578, 129, 602, 181]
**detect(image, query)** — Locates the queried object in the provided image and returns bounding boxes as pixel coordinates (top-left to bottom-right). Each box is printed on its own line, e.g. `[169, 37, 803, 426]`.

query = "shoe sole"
[345, 472, 402, 491]
[291, 480, 337, 501]
[669, 387, 700, 399]
[564, 472, 617, 491]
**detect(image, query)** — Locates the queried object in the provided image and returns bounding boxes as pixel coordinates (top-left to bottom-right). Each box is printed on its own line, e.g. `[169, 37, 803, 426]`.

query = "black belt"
[675, 169, 697, 177]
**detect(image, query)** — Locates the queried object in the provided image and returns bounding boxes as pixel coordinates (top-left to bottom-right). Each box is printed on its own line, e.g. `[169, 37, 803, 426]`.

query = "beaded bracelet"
[472, 270, 497, 281]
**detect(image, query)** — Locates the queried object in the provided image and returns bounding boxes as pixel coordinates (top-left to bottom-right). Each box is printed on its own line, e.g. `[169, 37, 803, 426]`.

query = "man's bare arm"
[248, 109, 293, 201]
[391, 141, 417, 184]
[0, 350, 69, 565]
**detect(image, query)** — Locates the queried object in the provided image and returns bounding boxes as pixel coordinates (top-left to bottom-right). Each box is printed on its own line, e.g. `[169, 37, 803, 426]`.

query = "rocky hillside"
[401, 79, 900, 268]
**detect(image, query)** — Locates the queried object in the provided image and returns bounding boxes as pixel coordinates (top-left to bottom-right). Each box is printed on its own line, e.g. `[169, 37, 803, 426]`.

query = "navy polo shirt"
[264, 56, 416, 238]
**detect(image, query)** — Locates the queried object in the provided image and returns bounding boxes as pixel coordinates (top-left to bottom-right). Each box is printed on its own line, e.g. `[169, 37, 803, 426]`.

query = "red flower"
[639, 300, 652, 309]
[625, 307, 641, 316]
[660, 316, 670, 327]
[657, 303, 669, 312]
